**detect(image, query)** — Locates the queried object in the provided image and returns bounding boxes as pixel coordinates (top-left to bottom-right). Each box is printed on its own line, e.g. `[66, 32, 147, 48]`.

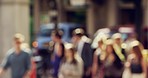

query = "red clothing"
[30, 60, 36, 78]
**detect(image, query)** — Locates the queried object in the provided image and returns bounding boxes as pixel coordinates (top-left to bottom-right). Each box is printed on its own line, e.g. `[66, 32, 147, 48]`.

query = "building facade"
[0, 0, 30, 60]
[34, 0, 148, 38]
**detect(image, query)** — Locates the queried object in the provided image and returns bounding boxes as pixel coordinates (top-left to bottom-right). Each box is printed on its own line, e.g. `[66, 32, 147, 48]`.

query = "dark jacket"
[81, 42, 93, 68]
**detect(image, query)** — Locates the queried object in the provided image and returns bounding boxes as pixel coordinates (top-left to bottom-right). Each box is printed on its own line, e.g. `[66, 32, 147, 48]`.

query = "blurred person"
[112, 33, 127, 61]
[124, 33, 137, 54]
[92, 38, 105, 78]
[21, 43, 36, 78]
[36, 48, 52, 78]
[32, 42, 52, 78]
[58, 43, 83, 78]
[30, 59, 36, 78]
[0, 33, 31, 78]
[103, 40, 124, 78]
[112, 33, 126, 78]
[51, 30, 65, 78]
[126, 40, 147, 78]
[72, 28, 93, 78]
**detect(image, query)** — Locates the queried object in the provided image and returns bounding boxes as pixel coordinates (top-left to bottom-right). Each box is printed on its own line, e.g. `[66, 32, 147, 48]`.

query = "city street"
[0, 0, 148, 78]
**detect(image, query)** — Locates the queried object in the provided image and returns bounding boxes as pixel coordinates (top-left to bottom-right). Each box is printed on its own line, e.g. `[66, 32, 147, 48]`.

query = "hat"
[73, 28, 84, 36]
[112, 33, 122, 39]
[65, 43, 74, 50]
[130, 40, 140, 48]
[105, 39, 113, 45]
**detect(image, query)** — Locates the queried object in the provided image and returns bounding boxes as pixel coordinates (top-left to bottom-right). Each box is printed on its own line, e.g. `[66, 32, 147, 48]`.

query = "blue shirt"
[1, 49, 31, 78]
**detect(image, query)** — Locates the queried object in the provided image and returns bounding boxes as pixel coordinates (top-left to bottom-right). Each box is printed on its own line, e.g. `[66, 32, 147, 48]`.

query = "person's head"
[72, 28, 84, 43]
[130, 41, 143, 60]
[13, 33, 24, 49]
[112, 33, 122, 45]
[105, 39, 114, 54]
[51, 30, 63, 42]
[64, 43, 75, 60]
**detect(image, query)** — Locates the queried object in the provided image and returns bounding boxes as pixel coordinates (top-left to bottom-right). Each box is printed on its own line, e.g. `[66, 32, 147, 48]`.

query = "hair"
[62, 43, 77, 65]
[132, 45, 143, 61]
[14, 33, 25, 42]
[51, 30, 63, 39]
[98, 40, 103, 45]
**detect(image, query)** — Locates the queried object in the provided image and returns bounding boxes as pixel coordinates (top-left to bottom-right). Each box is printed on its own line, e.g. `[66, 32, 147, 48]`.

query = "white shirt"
[77, 39, 85, 56]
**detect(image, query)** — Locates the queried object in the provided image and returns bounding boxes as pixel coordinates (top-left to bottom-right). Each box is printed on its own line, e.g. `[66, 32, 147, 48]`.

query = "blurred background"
[0, 0, 148, 78]
[0, 0, 148, 60]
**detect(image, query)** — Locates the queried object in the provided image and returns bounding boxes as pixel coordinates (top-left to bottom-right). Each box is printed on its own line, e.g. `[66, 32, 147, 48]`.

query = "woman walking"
[126, 40, 147, 78]
[58, 43, 83, 78]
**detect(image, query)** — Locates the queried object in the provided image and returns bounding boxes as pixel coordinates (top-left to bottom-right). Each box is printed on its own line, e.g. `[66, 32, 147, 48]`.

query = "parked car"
[36, 23, 55, 49]
[35, 23, 81, 49]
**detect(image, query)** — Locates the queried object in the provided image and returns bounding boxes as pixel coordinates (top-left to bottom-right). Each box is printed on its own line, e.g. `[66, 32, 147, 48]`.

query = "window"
[119, 9, 135, 25]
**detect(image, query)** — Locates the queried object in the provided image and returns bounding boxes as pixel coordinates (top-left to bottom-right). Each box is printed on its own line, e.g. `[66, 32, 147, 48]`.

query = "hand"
[23, 71, 30, 78]
[23, 75, 29, 78]
[85, 68, 91, 76]
[0, 69, 2, 75]
[125, 62, 130, 68]
[0, 68, 4, 76]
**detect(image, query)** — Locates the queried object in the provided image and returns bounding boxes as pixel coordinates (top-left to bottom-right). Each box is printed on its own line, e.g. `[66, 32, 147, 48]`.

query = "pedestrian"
[125, 40, 147, 78]
[92, 37, 105, 78]
[103, 39, 124, 78]
[124, 33, 137, 54]
[58, 43, 83, 78]
[51, 30, 65, 78]
[0, 33, 31, 78]
[72, 28, 93, 78]
[112, 33, 126, 61]
[37, 48, 52, 78]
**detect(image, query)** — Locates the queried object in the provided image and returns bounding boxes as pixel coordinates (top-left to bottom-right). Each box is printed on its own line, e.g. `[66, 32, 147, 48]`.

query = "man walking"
[0, 33, 31, 78]
[72, 28, 93, 78]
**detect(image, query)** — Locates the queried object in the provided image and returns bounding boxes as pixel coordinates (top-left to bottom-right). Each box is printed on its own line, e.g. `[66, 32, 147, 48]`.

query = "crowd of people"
[0, 28, 147, 78]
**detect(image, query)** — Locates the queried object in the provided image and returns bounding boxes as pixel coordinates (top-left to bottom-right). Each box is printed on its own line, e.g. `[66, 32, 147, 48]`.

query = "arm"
[84, 43, 93, 75]
[56, 44, 63, 57]
[23, 54, 31, 78]
[125, 54, 133, 68]
[0, 68, 4, 76]
[0, 54, 11, 75]
[84, 43, 93, 67]
[92, 52, 98, 77]
[141, 59, 147, 78]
